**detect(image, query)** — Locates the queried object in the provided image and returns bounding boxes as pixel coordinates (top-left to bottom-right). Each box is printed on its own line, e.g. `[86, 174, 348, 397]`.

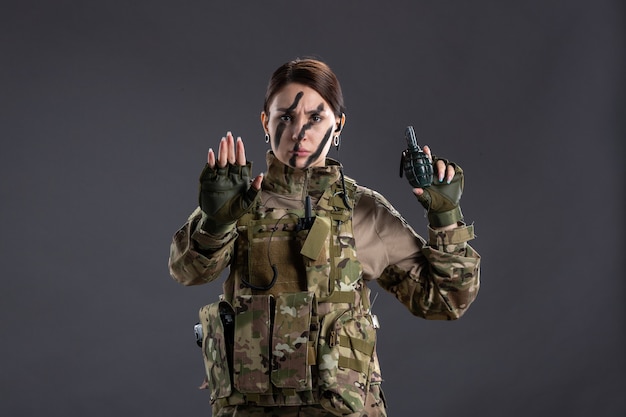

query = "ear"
[335, 113, 346, 133]
[260, 111, 269, 134]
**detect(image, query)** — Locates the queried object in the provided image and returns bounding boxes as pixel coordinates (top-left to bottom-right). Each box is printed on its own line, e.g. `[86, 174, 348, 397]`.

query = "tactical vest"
[198, 173, 381, 416]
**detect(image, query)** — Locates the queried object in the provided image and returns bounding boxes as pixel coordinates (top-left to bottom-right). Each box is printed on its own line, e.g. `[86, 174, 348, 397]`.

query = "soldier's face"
[261, 83, 342, 169]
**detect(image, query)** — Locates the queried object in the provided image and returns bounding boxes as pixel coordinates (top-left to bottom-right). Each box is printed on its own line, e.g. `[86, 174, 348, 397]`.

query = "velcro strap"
[427, 206, 463, 228]
[339, 336, 375, 356]
[338, 356, 369, 374]
[428, 223, 474, 245]
[319, 291, 355, 304]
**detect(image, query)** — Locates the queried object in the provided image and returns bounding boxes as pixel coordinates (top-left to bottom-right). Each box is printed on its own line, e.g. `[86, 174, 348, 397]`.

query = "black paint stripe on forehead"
[304, 126, 333, 167]
[277, 91, 304, 113]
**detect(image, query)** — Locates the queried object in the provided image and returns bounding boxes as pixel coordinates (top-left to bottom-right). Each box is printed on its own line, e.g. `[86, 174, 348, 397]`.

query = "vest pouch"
[271, 292, 315, 391]
[318, 309, 377, 416]
[232, 294, 272, 394]
[199, 300, 234, 400]
[247, 221, 309, 295]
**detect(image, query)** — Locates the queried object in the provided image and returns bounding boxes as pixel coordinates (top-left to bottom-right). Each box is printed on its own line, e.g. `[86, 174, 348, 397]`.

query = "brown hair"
[263, 59, 345, 117]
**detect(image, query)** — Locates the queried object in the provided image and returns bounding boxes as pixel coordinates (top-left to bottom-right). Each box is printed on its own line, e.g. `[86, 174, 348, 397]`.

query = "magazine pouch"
[317, 309, 377, 415]
[199, 300, 234, 400]
[271, 291, 315, 391]
[232, 294, 272, 394]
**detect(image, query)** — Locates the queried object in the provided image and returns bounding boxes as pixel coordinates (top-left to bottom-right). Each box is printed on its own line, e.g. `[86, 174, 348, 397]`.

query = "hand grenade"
[399, 126, 434, 188]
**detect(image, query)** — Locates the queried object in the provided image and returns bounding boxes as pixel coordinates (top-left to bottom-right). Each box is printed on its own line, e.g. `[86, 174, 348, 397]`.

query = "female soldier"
[168, 58, 480, 417]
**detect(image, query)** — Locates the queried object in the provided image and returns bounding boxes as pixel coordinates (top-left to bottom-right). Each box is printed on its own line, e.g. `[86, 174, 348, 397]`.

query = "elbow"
[444, 290, 479, 320]
[446, 307, 467, 321]
[168, 256, 207, 286]
[169, 265, 210, 286]
[443, 271, 480, 320]
[411, 290, 477, 321]
[168, 263, 193, 286]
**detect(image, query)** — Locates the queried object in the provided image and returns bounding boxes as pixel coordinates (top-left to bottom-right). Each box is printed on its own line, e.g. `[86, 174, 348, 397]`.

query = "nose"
[291, 119, 309, 142]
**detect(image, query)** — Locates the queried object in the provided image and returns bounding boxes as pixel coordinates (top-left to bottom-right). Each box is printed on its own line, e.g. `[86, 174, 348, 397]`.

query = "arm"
[380, 220, 480, 320]
[389, 144, 480, 318]
[168, 207, 237, 286]
[168, 132, 263, 286]
[356, 189, 480, 320]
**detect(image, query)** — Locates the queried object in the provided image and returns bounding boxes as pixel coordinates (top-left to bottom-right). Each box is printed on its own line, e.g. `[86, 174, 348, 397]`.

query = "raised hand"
[199, 132, 263, 235]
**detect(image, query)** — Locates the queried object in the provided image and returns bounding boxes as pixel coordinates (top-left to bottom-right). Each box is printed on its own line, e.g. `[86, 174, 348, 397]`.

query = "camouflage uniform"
[169, 152, 480, 416]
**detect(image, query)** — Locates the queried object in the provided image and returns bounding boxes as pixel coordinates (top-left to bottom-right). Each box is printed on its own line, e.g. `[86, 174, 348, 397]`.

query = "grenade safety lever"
[399, 125, 434, 189]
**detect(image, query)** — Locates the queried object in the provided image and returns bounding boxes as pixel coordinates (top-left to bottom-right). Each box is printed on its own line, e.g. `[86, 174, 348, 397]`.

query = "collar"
[263, 151, 343, 198]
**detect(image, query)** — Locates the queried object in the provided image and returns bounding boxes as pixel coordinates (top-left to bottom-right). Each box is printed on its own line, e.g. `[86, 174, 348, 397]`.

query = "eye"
[311, 114, 322, 122]
[280, 114, 292, 122]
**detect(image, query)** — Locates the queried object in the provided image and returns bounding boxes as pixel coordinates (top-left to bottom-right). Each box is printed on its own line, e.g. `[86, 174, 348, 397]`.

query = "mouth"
[289, 146, 310, 157]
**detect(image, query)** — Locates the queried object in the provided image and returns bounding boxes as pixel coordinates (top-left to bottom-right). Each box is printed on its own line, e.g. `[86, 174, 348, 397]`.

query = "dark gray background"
[1, 1, 624, 416]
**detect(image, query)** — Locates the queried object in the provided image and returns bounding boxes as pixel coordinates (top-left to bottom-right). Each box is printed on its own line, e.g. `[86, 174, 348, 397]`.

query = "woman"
[169, 59, 480, 417]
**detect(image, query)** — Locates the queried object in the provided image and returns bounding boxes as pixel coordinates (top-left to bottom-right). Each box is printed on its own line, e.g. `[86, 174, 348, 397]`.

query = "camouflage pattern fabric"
[199, 301, 233, 401]
[232, 295, 272, 393]
[355, 186, 480, 320]
[271, 292, 314, 391]
[168, 152, 481, 416]
[200, 160, 378, 414]
[213, 382, 386, 417]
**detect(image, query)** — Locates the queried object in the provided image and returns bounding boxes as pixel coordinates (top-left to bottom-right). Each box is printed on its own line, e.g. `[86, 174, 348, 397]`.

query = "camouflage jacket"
[168, 152, 480, 414]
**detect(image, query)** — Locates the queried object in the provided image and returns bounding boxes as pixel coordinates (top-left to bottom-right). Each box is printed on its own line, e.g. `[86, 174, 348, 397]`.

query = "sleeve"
[168, 207, 237, 286]
[354, 189, 480, 320]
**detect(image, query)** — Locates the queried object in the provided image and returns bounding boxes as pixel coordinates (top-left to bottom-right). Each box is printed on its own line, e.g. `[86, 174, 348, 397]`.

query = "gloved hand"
[198, 161, 260, 235]
[414, 155, 464, 227]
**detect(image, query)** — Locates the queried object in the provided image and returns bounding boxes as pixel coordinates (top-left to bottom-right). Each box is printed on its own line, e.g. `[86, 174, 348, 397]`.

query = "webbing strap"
[427, 223, 475, 245]
[339, 336, 375, 356]
[338, 356, 369, 374]
[318, 291, 355, 304]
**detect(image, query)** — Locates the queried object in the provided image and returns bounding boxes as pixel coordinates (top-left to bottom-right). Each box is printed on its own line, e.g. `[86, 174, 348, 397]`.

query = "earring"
[333, 135, 341, 150]
[265, 133, 270, 143]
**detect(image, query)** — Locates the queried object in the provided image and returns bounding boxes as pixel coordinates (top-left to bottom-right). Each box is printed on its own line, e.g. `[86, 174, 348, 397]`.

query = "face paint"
[265, 83, 339, 169]
[288, 103, 326, 167]
[286, 92, 304, 111]
[274, 121, 286, 150]
[272, 92, 303, 149]
[297, 121, 313, 141]
[297, 103, 324, 140]
[304, 126, 333, 167]
[288, 150, 298, 168]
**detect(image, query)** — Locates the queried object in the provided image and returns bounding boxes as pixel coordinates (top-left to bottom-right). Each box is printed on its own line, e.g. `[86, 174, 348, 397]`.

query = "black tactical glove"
[416, 158, 464, 227]
[198, 162, 260, 235]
